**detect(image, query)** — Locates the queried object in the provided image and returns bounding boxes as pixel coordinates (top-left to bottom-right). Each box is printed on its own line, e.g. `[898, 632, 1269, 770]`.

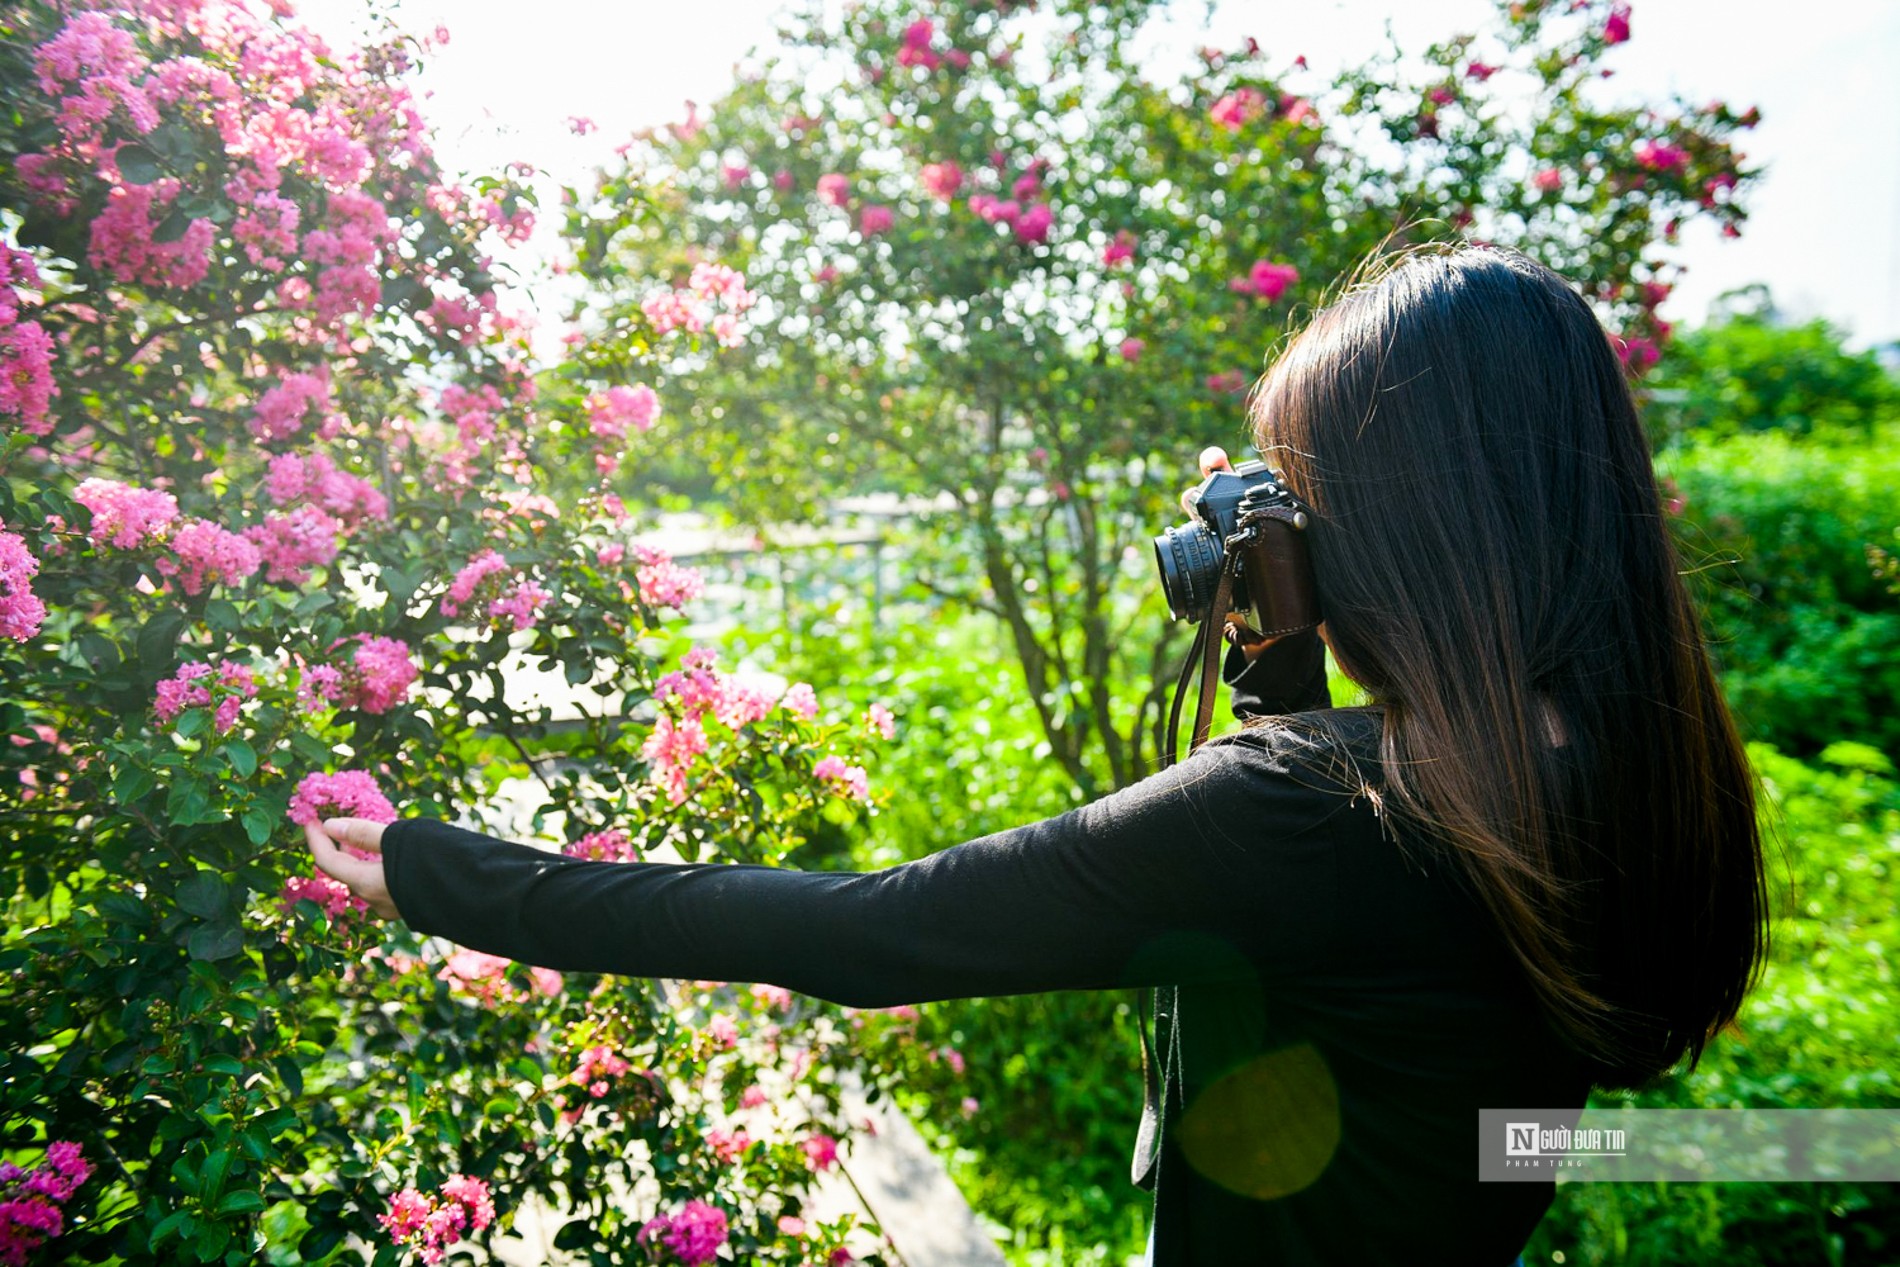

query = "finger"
[321, 817, 386, 854]
[1198, 446, 1232, 477]
[1179, 485, 1201, 516]
[306, 821, 382, 890]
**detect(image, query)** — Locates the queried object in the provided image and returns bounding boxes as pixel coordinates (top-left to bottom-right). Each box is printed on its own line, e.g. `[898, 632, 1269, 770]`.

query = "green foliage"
[1532, 742, 1900, 1264]
[567, 0, 1755, 795]
[1648, 302, 1900, 445]
[1660, 422, 1900, 760]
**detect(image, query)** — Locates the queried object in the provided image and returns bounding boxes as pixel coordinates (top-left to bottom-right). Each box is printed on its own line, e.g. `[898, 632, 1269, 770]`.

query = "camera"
[1152, 459, 1322, 637]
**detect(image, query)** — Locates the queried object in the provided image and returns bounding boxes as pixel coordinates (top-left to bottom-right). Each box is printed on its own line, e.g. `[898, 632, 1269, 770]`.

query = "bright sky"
[302, 0, 1900, 348]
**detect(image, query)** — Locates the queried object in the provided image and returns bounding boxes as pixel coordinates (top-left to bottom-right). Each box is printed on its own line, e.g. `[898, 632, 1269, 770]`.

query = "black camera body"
[1152, 459, 1321, 637]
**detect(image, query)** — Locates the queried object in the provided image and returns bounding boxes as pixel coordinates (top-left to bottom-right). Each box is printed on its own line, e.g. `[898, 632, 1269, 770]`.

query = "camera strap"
[1134, 549, 1242, 1192]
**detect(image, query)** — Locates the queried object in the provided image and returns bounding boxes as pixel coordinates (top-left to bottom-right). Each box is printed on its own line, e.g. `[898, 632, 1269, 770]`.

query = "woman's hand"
[1181, 444, 1280, 664]
[304, 817, 399, 920]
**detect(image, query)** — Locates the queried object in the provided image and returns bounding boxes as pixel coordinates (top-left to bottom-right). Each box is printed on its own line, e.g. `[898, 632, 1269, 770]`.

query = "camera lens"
[1152, 523, 1223, 622]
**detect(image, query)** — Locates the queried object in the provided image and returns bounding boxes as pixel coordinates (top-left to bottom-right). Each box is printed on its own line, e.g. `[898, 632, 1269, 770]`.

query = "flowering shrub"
[567, 0, 1759, 795]
[0, 2, 900, 1263]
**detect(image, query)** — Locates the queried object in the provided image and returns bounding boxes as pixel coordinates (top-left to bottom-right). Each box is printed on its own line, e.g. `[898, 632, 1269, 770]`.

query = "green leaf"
[138, 609, 189, 670]
[151, 1208, 195, 1248]
[115, 765, 155, 804]
[117, 145, 164, 184]
[177, 871, 229, 919]
[152, 205, 194, 244]
[194, 1217, 231, 1262]
[215, 1190, 265, 1217]
[187, 922, 244, 962]
[222, 739, 257, 779]
[99, 891, 149, 925]
[241, 807, 274, 846]
[272, 1054, 304, 1098]
[205, 599, 241, 633]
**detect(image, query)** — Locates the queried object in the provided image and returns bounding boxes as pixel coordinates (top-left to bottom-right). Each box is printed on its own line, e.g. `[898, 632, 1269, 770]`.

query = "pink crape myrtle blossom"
[156, 518, 262, 595]
[1013, 202, 1054, 245]
[1119, 337, 1145, 363]
[920, 161, 963, 201]
[866, 703, 896, 740]
[859, 204, 894, 236]
[707, 1127, 754, 1164]
[244, 504, 342, 584]
[1634, 139, 1690, 173]
[439, 549, 510, 617]
[249, 367, 334, 444]
[566, 828, 638, 862]
[0, 1140, 91, 1265]
[71, 478, 178, 549]
[817, 172, 850, 207]
[896, 18, 940, 71]
[1229, 259, 1299, 302]
[801, 1132, 840, 1172]
[154, 660, 257, 734]
[813, 754, 871, 802]
[288, 769, 398, 826]
[300, 634, 418, 714]
[781, 682, 819, 720]
[634, 544, 704, 609]
[378, 1175, 493, 1266]
[0, 531, 47, 642]
[1209, 87, 1265, 131]
[0, 247, 56, 436]
[1531, 167, 1565, 193]
[643, 712, 709, 804]
[1604, 2, 1632, 44]
[586, 384, 661, 442]
[264, 451, 389, 527]
[1102, 229, 1137, 268]
[636, 1200, 730, 1267]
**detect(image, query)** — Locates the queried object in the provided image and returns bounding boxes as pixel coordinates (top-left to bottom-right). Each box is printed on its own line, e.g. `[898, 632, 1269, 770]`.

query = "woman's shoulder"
[1208, 705, 1385, 789]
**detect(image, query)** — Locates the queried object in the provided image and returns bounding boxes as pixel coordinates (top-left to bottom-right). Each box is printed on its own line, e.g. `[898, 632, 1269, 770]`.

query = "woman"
[307, 244, 1768, 1264]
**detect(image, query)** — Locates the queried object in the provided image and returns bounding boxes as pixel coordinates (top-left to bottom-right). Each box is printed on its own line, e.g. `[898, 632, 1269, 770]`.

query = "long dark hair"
[1252, 243, 1767, 1089]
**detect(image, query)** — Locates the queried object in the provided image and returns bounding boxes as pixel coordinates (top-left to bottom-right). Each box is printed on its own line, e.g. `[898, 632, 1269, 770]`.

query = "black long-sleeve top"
[380, 631, 1596, 1265]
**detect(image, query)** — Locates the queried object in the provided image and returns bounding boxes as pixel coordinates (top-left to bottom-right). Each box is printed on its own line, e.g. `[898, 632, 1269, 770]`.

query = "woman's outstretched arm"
[346, 734, 1352, 1008]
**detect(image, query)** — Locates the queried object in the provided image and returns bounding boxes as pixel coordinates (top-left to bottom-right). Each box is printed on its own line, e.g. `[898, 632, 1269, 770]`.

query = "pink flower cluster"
[896, 18, 942, 71]
[0, 531, 47, 643]
[264, 450, 389, 527]
[379, 1175, 495, 1267]
[969, 191, 1053, 245]
[1228, 259, 1299, 302]
[639, 647, 785, 804]
[802, 1132, 840, 1172]
[569, 1043, 633, 1099]
[0, 1140, 91, 1267]
[781, 682, 819, 720]
[0, 246, 55, 437]
[288, 769, 397, 827]
[1102, 230, 1137, 269]
[153, 518, 261, 595]
[707, 1127, 755, 1165]
[920, 161, 964, 201]
[633, 544, 705, 610]
[866, 703, 896, 740]
[299, 635, 418, 714]
[25, 5, 427, 326]
[72, 477, 178, 549]
[154, 660, 258, 735]
[1634, 139, 1690, 173]
[250, 366, 334, 444]
[1531, 167, 1565, 193]
[245, 504, 341, 584]
[818, 173, 850, 207]
[860, 204, 895, 237]
[565, 827, 639, 862]
[586, 384, 661, 442]
[1604, 2, 1632, 45]
[440, 549, 551, 631]
[813, 754, 871, 802]
[643, 712, 710, 805]
[438, 948, 562, 1007]
[1210, 87, 1266, 132]
[641, 263, 756, 348]
[636, 1199, 730, 1267]
[1616, 333, 1661, 376]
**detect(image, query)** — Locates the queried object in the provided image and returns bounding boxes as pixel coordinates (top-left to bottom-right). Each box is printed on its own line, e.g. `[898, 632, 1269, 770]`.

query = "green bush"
[1659, 424, 1900, 760]
[1531, 741, 1900, 1265]
[1647, 306, 1900, 445]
